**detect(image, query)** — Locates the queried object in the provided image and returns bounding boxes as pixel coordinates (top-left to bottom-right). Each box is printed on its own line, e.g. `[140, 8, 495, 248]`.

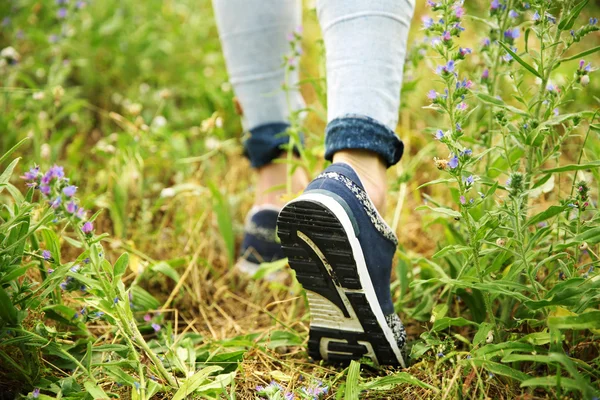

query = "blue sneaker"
[276, 163, 407, 367]
[236, 205, 286, 280]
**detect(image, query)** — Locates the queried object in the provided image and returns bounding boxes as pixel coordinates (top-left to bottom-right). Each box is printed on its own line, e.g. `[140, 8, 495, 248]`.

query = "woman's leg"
[318, 0, 414, 211]
[277, 0, 415, 366]
[212, 0, 307, 207]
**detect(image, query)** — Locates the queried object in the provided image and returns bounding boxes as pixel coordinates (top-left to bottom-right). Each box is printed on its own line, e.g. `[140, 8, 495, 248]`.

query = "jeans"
[212, 0, 415, 168]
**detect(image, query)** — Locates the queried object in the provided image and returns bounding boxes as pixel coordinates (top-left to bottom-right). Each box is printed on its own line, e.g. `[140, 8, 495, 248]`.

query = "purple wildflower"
[47, 268, 54, 274]
[456, 102, 468, 111]
[464, 175, 475, 185]
[490, 0, 500, 10]
[546, 82, 556, 91]
[509, 10, 519, 18]
[76, 207, 87, 219]
[21, 166, 40, 181]
[435, 130, 444, 140]
[42, 250, 51, 260]
[461, 149, 473, 157]
[427, 90, 438, 100]
[57, 8, 67, 19]
[33, 388, 40, 399]
[442, 31, 451, 41]
[63, 185, 77, 197]
[1, 17, 10, 27]
[454, 5, 465, 18]
[459, 47, 472, 57]
[456, 123, 462, 132]
[152, 323, 161, 332]
[144, 314, 152, 322]
[449, 156, 459, 169]
[436, 60, 455, 75]
[81, 221, 94, 234]
[426, 0, 437, 6]
[533, 11, 540, 21]
[460, 196, 466, 205]
[76, 1, 86, 8]
[114, 297, 119, 304]
[47, 165, 65, 180]
[50, 196, 62, 209]
[422, 16, 434, 29]
[504, 28, 520, 40]
[523, 2, 530, 9]
[546, 14, 556, 24]
[66, 201, 77, 214]
[482, 68, 490, 79]
[70, 265, 80, 273]
[437, 351, 445, 357]
[553, 108, 559, 116]
[590, 18, 598, 26]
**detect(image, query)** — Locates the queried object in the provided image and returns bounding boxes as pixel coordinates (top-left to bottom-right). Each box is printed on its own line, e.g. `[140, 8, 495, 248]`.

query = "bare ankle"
[332, 149, 387, 212]
[255, 155, 309, 207]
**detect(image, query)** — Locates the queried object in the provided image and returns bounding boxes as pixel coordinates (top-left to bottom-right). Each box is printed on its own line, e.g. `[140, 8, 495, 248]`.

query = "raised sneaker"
[276, 163, 407, 367]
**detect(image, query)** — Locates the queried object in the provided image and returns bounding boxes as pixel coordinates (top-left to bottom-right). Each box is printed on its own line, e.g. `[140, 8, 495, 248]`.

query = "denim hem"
[243, 122, 304, 168]
[324, 114, 404, 167]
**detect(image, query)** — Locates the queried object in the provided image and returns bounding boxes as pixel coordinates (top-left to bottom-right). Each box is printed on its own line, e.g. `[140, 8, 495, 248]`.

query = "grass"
[1, 0, 600, 398]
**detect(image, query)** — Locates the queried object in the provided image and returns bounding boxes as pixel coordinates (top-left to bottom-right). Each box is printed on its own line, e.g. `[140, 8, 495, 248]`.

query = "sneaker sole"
[277, 192, 406, 367]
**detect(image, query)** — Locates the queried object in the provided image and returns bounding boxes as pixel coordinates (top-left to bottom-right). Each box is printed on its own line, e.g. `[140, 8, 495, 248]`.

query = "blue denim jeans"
[213, 0, 414, 168]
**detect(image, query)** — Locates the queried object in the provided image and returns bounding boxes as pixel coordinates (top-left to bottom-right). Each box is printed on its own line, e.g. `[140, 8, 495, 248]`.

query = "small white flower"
[33, 92, 45, 100]
[581, 75, 590, 86]
[160, 187, 176, 198]
[496, 238, 506, 247]
[152, 115, 167, 128]
[1, 46, 20, 62]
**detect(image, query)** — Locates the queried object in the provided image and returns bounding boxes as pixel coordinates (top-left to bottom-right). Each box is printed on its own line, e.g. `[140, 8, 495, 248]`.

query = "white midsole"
[284, 192, 406, 368]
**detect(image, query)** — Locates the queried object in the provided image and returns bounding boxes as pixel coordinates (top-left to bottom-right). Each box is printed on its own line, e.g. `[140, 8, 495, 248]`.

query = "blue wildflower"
[590, 18, 598, 26]
[435, 130, 444, 140]
[464, 175, 475, 185]
[42, 250, 51, 260]
[509, 10, 518, 18]
[427, 89, 438, 100]
[33, 388, 40, 398]
[63, 185, 77, 197]
[449, 156, 459, 169]
[57, 8, 67, 19]
[533, 11, 540, 21]
[504, 28, 520, 40]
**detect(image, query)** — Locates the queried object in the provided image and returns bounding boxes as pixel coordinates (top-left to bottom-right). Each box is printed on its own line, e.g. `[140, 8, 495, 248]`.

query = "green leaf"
[498, 42, 542, 78]
[432, 317, 477, 332]
[151, 261, 180, 282]
[475, 92, 528, 115]
[415, 205, 461, 219]
[562, 46, 600, 63]
[208, 182, 235, 265]
[473, 322, 493, 348]
[113, 253, 129, 278]
[417, 178, 454, 190]
[0, 286, 18, 325]
[171, 366, 223, 400]
[0, 138, 28, 166]
[525, 205, 567, 227]
[558, 0, 589, 30]
[361, 372, 439, 393]
[92, 344, 129, 352]
[469, 360, 530, 382]
[542, 160, 600, 173]
[521, 376, 579, 391]
[83, 381, 109, 399]
[548, 311, 600, 330]
[344, 360, 361, 400]
[0, 158, 19, 186]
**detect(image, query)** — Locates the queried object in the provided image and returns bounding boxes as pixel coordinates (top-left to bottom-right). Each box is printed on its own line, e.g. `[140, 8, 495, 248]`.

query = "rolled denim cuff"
[243, 123, 304, 168]
[324, 114, 404, 167]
